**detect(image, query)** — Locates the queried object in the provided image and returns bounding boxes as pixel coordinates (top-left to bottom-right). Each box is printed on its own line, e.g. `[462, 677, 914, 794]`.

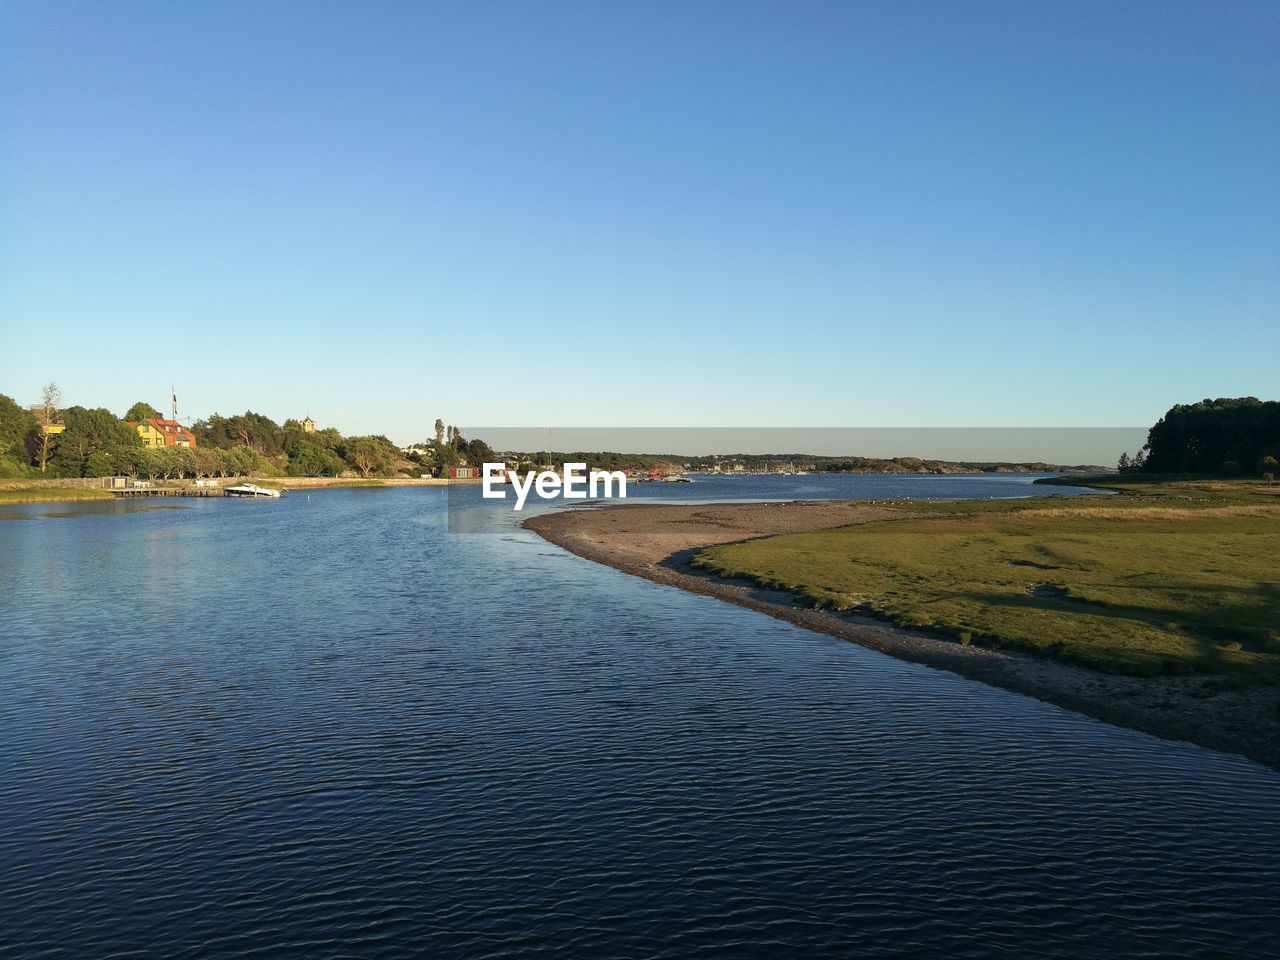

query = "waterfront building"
[130, 417, 197, 448]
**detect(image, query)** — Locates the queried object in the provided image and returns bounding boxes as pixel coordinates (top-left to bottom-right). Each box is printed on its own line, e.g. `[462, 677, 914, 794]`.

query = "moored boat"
[224, 483, 282, 499]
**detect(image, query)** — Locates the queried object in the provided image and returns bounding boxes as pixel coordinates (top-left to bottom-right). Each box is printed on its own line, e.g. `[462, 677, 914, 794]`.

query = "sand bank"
[525, 501, 1280, 771]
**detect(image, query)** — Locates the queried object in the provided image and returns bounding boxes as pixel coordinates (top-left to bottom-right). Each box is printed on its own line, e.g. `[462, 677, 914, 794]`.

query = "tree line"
[1118, 397, 1279, 478]
[0, 384, 490, 481]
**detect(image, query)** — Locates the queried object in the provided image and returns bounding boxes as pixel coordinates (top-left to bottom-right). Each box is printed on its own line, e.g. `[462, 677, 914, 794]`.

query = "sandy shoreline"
[525, 500, 1280, 771]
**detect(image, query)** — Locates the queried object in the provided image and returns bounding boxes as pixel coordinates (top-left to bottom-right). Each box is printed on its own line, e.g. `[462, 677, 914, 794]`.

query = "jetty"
[108, 486, 242, 499]
[101, 478, 282, 499]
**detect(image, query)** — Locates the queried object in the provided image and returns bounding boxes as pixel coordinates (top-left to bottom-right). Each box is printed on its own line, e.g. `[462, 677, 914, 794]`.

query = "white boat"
[225, 483, 282, 499]
[662, 475, 693, 483]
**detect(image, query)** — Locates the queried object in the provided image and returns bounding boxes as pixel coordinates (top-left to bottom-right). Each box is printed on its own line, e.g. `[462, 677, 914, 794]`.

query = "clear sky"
[2, 1, 1276, 446]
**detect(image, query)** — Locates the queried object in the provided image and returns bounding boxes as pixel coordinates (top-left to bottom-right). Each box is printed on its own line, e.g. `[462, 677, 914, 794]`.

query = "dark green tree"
[123, 401, 160, 422]
[1142, 398, 1280, 474]
[192, 411, 285, 455]
[0, 394, 36, 474]
[50, 407, 142, 477]
[287, 441, 346, 477]
[463, 438, 495, 466]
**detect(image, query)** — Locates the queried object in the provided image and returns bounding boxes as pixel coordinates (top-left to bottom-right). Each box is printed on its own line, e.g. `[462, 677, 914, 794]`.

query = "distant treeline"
[1120, 398, 1279, 477]
[688, 455, 1100, 473]
[193, 412, 493, 478]
[810, 458, 1097, 474]
[499, 452, 1102, 474]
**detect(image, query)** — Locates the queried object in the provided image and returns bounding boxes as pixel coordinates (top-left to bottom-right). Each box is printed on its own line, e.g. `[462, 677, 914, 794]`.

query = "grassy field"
[693, 480, 1280, 682]
[0, 486, 114, 504]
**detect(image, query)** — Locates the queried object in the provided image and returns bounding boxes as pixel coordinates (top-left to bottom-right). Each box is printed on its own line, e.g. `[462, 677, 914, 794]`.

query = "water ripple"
[1, 487, 1278, 959]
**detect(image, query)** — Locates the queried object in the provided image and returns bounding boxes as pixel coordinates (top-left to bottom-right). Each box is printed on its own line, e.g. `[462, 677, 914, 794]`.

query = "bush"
[0, 456, 31, 479]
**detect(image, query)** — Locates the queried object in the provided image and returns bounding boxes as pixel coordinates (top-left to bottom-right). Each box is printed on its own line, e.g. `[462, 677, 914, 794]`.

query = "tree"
[33, 382, 62, 473]
[0, 394, 36, 475]
[287, 441, 345, 477]
[1117, 452, 1131, 473]
[463, 437, 495, 466]
[123, 401, 160, 423]
[314, 427, 343, 450]
[1142, 398, 1280, 474]
[116, 446, 156, 479]
[341, 436, 397, 477]
[49, 406, 141, 477]
[434, 419, 445, 446]
[192, 411, 284, 455]
[154, 446, 196, 480]
[433, 443, 463, 467]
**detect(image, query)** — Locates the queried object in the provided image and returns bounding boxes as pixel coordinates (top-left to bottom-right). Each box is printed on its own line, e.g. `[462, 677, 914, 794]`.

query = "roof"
[147, 417, 192, 432]
[130, 417, 196, 441]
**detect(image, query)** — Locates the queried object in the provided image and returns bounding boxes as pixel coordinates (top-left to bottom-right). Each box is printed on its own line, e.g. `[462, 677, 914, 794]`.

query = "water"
[448, 471, 1104, 531]
[618, 471, 1104, 503]
[2, 480, 1277, 959]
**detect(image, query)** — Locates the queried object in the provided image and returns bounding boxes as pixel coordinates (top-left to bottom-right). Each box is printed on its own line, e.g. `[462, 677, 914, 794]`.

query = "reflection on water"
[1, 484, 1277, 959]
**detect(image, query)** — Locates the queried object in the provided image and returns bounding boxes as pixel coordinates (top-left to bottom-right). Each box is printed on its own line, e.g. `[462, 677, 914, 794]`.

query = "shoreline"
[0, 475, 482, 504]
[524, 500, 1280, 772]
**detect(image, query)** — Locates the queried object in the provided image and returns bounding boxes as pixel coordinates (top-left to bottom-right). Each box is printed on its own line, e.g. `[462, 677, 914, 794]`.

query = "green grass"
[0, 486, 114, 504]
[1037, 472, 1280, 504]
[693, 487, 1280, 682]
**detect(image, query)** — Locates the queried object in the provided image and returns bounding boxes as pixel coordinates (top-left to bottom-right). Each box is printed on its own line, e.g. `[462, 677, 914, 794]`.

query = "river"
[2, 476, 1277, 958]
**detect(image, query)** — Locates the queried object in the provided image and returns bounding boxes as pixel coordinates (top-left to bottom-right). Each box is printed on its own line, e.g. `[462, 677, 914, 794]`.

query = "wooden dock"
[109, 486, 230, 499]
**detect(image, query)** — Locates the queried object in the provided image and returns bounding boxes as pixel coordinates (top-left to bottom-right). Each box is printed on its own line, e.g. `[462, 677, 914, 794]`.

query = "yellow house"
[134, 421, 165, 447]
[131, 417, 196, 448]
[301, 417, 317, 433]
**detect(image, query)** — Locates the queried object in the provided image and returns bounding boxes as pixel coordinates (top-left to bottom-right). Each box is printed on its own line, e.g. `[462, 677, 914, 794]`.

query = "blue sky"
[2, 1, 1276, 445]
